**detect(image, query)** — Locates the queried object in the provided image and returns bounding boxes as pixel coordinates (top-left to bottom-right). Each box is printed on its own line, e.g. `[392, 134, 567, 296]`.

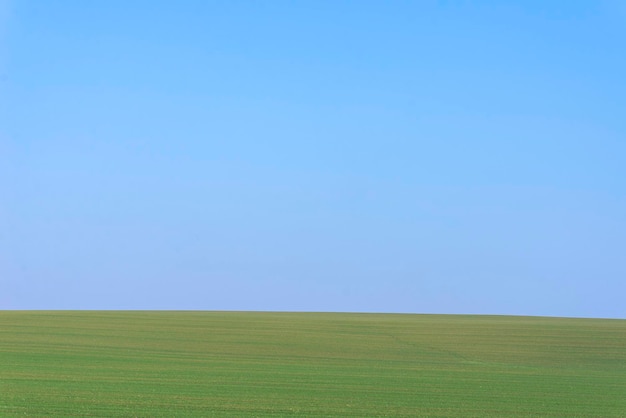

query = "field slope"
[1, 311, 625, 416]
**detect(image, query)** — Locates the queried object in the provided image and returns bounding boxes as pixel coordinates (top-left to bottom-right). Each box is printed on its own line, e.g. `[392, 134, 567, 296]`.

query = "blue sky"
[1, 1, 625, 317]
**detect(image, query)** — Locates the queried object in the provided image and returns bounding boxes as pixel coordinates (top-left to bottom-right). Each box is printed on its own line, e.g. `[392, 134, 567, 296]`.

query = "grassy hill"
[1, 311, 624, 416]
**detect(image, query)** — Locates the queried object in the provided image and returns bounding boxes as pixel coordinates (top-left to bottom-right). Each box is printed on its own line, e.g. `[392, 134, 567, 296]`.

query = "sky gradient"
[2, 1, 625, 317]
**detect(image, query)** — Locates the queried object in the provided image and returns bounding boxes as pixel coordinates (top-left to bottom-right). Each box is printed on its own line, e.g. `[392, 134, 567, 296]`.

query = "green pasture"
[0, 311, 624, 416]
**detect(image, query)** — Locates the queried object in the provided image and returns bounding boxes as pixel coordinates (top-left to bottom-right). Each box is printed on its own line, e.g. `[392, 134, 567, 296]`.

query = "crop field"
[0, 311, 625, 417]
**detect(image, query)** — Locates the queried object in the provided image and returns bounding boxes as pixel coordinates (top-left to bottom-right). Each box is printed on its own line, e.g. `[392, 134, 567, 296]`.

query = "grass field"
[0, 311, 625, 416]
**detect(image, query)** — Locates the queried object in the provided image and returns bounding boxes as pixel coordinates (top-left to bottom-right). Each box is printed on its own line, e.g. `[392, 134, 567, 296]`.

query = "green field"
[0, 311, 624, 416]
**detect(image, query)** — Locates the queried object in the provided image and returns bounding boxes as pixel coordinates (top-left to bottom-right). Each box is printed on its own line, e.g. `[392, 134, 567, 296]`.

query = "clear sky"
[1, 1, 625, 317]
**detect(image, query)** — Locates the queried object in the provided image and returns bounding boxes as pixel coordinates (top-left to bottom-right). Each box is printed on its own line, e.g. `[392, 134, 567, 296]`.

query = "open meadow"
[0, 311, 625, 416]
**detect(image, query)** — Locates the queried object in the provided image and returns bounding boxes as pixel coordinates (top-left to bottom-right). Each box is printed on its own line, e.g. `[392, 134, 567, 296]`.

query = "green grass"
[1, 311, 625, 417]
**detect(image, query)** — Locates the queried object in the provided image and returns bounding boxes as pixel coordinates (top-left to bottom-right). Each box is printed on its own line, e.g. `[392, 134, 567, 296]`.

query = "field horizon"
[1, 311, 625, 416]
[6, 309, 624, 320]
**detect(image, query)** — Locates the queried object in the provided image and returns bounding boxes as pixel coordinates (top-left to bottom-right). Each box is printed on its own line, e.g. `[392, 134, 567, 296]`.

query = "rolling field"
[0, 311, 625, 416]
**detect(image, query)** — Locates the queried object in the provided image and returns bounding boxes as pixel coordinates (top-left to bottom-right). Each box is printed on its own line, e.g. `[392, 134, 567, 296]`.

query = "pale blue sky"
[1, 1, 625, 317]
